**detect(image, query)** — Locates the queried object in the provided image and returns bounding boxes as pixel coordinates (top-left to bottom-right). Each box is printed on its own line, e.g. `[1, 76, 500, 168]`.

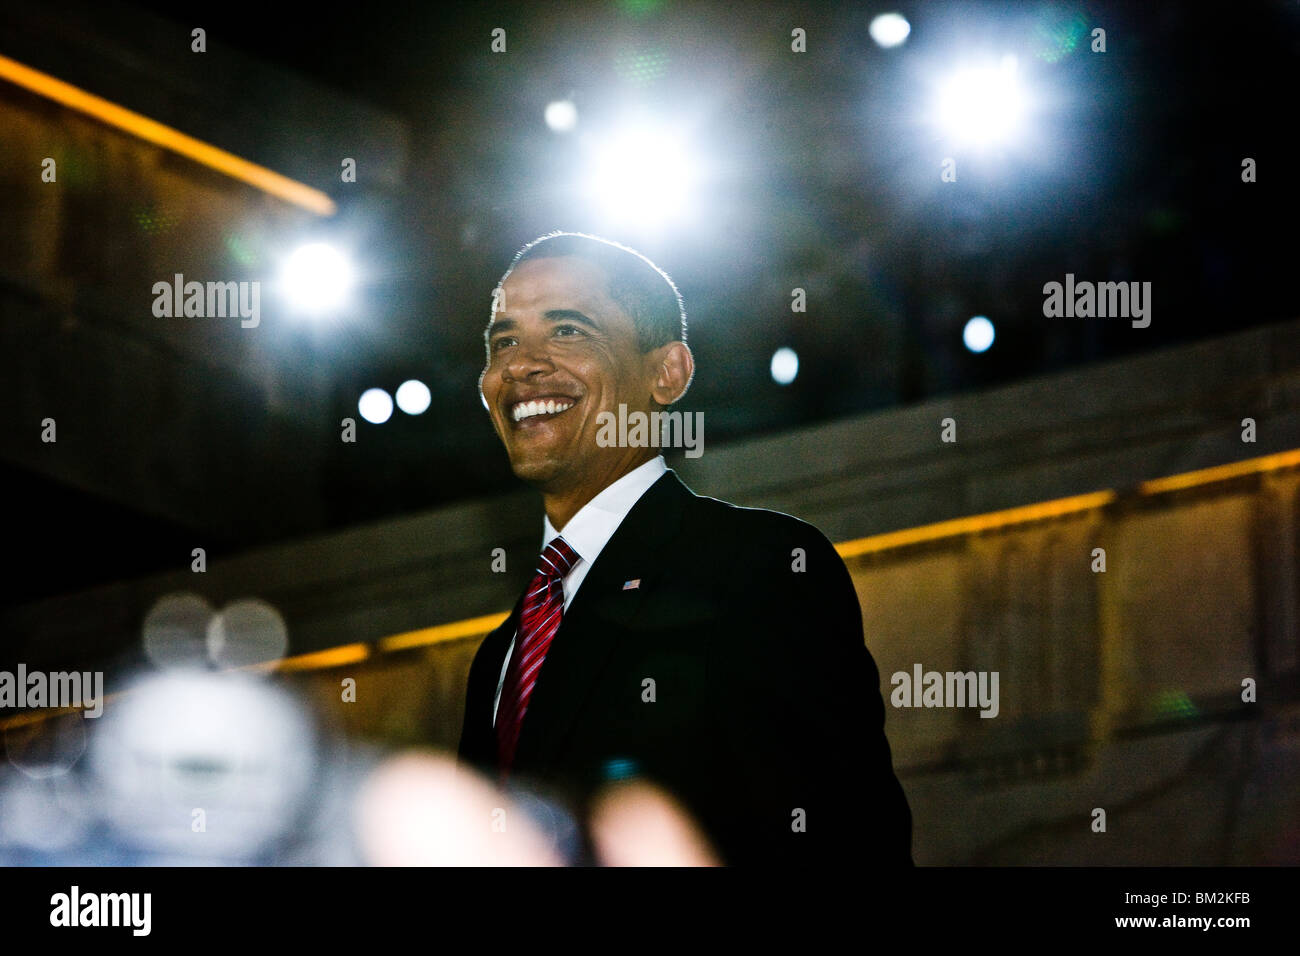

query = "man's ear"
[649, 341, 695, 406]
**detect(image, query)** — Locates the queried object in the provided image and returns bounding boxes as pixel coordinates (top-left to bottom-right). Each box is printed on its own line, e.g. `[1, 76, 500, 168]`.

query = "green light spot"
[224, 233, 258, 267]
[1150, 689, 1198, 721]
[1033, 8, 1089, 63]
[615, 0, 664, 18]
[132, 206, 180, 235]
[613, 46, 671, 86]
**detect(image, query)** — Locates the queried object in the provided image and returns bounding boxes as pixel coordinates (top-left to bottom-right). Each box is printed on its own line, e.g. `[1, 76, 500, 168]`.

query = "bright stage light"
[395, 379, 431, 415]
[545, 100, 578, 132]
[771, 347, 799, 385]
[587, 123, 698, 228]
[963, 315, 995, 353]
[869, 13, 911, 48]
[359, 388, 393, 424]
[934, 56, 1026, 149]
[278, 242, 355, 315]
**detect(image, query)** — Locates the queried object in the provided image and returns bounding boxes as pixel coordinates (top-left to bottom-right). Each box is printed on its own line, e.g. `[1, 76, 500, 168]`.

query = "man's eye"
[554, 325, 584, 337]
[491, 337, 515, 352]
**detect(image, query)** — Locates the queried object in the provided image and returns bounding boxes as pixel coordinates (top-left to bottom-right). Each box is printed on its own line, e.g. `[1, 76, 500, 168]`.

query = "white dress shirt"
[492, 454, 668, 726]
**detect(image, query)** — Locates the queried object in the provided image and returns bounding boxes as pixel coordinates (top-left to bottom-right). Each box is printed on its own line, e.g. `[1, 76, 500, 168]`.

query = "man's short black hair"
[497, 231, 687, 352]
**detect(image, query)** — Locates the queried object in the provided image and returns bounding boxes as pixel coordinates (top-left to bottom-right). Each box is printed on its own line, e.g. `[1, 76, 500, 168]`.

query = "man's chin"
[508, 453, 569, 489]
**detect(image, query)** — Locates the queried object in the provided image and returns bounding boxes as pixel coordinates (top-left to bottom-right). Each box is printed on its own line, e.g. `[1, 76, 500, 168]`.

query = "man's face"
[479, 255, 661, 493]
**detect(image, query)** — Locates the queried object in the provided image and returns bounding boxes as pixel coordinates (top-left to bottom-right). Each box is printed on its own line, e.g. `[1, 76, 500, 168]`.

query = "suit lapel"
[512, 468, 691, 771]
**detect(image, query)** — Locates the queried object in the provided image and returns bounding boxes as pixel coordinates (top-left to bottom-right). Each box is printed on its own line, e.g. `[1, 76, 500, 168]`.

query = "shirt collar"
[542, 455, 668, 566]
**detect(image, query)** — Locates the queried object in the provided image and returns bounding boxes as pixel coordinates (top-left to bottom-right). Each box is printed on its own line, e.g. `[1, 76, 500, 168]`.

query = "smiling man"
[457, 231, 912, 866]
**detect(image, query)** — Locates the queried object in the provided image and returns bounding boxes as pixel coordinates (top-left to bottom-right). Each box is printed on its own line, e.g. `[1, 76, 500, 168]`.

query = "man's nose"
[503, 338, 555, 380]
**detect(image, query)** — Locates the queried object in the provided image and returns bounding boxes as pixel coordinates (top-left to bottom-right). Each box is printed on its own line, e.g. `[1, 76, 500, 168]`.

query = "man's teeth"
[512, 399, 574, 422]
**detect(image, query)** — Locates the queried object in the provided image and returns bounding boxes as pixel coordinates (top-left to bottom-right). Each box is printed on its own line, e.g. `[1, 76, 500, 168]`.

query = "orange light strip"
[378, 612, 512, 653]
[836, 447, 1300, 560]
[268, 642, 370, 673]
[1137, 447, 1300, 495]
[834, 489, 1118, 559]
[0, 692, 126, 732]
[0, 54, 336, 216]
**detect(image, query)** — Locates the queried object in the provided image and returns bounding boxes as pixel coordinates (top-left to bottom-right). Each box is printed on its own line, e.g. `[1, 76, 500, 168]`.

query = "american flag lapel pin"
[622, 578, 641, 590]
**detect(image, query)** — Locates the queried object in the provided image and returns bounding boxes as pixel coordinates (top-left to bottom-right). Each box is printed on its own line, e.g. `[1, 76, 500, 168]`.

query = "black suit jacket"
[457, 468, 913, 866]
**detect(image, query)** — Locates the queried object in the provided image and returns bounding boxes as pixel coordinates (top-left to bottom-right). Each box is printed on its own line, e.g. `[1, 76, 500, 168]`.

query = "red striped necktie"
[496, 535, 580, 780]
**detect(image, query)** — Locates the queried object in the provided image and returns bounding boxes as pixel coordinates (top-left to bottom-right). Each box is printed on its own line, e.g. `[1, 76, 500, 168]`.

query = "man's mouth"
[509, 397, 576, 424]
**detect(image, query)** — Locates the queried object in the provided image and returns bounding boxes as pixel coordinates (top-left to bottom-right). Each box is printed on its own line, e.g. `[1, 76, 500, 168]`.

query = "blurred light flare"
[395, 379, 432, 415]
[964, 315, 995, 353]
[869, 13, 912, 48]
[356, 754, 564, 866]
[206, 599, 289, 670]
[0, 773, 92, 851]
[771, 347, 799, 385]
[585, 121, 700, 228]
[4, 714, 87, 780]
[359, 388, 394, 424]
[934, 56, 1027, 149]
[544, 99, 578, 132]
[89, 671, 317, 862]
[142, 592, 215, 670]
[588, 780, 720, 866]
[278, 241, 355, 315]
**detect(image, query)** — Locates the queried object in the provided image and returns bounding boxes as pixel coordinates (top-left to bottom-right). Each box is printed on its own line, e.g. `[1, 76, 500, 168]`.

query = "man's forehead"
[499, 256, 614, 313]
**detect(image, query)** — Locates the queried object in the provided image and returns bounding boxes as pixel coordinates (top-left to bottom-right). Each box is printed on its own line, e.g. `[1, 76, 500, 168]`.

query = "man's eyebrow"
[487, 310, 598, 338]
[543, 309, 599, 329]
